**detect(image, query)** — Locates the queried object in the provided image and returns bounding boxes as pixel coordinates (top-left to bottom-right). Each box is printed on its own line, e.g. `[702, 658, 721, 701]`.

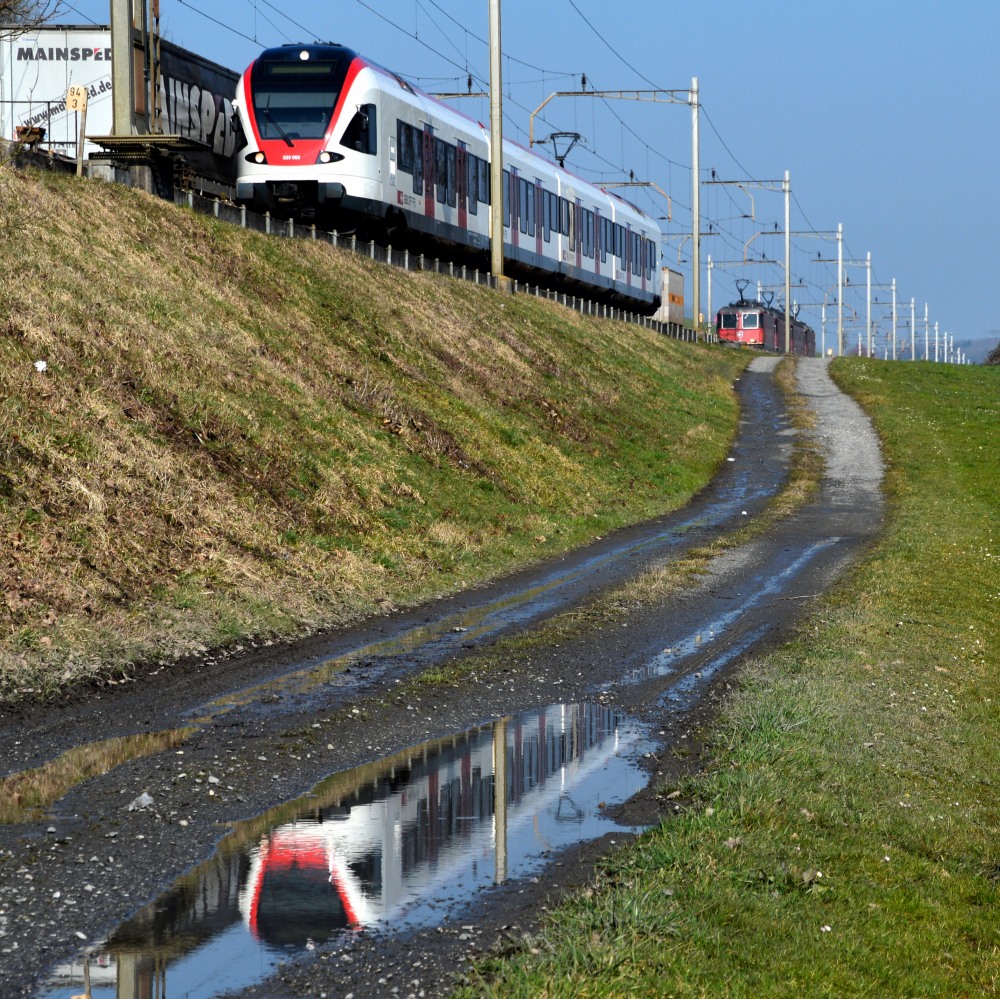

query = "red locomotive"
[716, 282, 815, 355]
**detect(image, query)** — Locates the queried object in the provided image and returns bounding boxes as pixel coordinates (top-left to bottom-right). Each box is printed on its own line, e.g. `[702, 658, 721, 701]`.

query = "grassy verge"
[0, 166, 749, 704]
[458, 358, 1000, 998]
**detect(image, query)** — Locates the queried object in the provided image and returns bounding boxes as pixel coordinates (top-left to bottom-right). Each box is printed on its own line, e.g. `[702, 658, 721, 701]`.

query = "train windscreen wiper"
[263, 106, 294, 148]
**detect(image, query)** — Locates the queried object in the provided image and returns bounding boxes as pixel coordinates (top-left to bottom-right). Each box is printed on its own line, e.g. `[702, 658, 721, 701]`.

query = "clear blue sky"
[61, 0, 1000, 354]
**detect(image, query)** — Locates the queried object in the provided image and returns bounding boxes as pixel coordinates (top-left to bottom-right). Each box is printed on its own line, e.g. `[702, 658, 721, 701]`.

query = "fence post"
[265, 211, 271, 234]
[311, 224, 316, 240]
[213, 198, 220, 218]
[387, 244, 392, 267]
[404, 248, 409, 269]
[240, 205, 246, 228]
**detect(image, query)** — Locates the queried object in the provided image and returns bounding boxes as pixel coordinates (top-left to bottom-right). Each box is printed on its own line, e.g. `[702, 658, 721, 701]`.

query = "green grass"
[457, 358, 1000, 998]
[0, 166, 749, 703]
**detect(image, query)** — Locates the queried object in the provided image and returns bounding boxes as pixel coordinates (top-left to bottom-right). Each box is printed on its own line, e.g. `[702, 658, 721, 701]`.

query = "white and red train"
[232, 44, 662, 309]
[715, 297, 816, 356]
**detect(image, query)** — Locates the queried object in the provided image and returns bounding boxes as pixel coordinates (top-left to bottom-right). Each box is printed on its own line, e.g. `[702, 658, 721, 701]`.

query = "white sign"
[66, 84, 88, 112]
[0, 27, 112, 154]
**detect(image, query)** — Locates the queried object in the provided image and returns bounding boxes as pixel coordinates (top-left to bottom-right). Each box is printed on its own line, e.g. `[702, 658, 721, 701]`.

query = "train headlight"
[316, 151, 344, 165]
[245, 151, 267, 165]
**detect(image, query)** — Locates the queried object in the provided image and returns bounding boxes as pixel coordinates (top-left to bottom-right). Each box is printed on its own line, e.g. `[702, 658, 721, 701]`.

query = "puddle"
[39, 702, 651, 999]
[620, 537, 841, 707]
[193, 461, 786, 727]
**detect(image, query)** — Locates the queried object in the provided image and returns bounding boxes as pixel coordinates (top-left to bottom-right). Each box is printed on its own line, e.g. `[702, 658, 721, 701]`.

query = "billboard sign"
[1, 24, 239, 183]
[0, 26, 113, 156]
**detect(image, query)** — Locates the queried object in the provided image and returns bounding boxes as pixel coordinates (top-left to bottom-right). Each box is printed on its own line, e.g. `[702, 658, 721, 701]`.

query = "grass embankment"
[459, 359, 1000, 997]
[0, 167, 748, 704]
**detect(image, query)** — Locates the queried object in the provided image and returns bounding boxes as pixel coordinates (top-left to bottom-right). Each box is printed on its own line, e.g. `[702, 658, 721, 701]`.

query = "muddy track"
[0, 357, 884, 998]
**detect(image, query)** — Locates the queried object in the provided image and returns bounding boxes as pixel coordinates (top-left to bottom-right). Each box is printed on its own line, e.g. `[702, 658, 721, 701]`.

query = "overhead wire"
[174, 0, 262, 46]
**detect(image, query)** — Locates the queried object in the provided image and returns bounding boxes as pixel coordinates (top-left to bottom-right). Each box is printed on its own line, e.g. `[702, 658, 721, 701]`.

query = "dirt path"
[0, 357, 884, 998]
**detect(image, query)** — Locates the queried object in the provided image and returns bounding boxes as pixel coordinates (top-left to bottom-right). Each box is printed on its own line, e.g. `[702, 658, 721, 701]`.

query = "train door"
[594, 209, 602, 280]
[422, 125, 435, 219]
[765, 312, 778, 351]
[534, 181, 543, 259]
[509, 166, 519, 252]
[574, 200, 582, 273]
[456, 142, 468, 232]
[625, 225, 632, 290]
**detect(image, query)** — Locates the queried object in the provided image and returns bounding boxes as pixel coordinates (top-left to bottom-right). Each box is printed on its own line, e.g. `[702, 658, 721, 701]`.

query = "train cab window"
[741, 312, 760, 329]
[341, 103, 377, 155]
[251, 53, 348, 140]
[720, 313, 738, 329]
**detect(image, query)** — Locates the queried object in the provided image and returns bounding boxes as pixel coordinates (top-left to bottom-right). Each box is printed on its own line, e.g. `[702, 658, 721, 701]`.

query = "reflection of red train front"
[244, 830, 369, 946]
[716, 300, 815, 355]
[239, 703, 633, 948]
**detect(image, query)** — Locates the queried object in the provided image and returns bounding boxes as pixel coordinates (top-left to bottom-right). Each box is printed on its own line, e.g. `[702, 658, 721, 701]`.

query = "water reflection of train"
[42, 702, 647, 999]
[239, 701, 639, 946]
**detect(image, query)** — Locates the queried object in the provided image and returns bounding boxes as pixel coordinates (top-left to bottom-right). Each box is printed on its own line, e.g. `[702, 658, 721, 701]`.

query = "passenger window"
[397, 120, 413, 172]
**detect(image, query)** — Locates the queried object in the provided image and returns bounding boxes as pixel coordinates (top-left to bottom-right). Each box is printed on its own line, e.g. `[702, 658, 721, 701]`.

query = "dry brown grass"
[0, 726, 194, 823]
[0, 166, 749, 702]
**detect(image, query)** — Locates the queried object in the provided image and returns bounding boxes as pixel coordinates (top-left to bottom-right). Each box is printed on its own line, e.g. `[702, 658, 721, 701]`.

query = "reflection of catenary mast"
[48, 703, 642, 998]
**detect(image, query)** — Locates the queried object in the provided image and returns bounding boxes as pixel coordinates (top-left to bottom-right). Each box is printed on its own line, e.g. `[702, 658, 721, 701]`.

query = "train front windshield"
[251, 53, 351, 141]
